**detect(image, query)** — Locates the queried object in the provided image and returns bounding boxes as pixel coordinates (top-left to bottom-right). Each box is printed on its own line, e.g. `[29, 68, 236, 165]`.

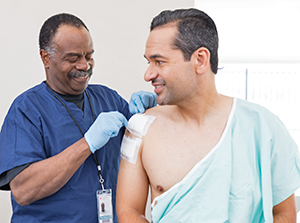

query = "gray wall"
[0, 0, 194, 221]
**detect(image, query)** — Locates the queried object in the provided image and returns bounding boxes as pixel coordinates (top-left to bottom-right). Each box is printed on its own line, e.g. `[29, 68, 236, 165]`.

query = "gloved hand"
[84, 111, 128, 153]
[129, 91, 157, 114]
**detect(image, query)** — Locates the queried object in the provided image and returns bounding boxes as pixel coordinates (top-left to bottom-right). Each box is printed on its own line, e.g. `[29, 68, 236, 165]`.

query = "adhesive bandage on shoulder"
[120, 114, 156, 164]
[126, 113, 156, 138]
[120, 135, 142, 164]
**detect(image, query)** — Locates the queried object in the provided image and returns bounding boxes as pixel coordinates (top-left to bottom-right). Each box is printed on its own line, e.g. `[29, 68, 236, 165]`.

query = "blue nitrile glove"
[129, 91, 157, 114]
[84, 111, 128, 153]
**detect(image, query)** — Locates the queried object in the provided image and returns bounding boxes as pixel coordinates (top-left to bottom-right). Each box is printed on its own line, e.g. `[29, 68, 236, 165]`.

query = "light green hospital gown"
[151, 98, 300, 223]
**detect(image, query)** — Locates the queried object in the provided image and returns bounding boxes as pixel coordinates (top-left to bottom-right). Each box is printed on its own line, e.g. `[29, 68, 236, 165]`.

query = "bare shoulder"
[142, 105, 177, 141]
[138, 106, 176, 145]
[144, 105, 175, 119]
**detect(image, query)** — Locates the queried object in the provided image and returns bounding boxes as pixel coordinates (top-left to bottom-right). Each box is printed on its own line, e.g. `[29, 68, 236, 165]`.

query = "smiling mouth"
[76, 74, 89, 79]
[155, 85, 164, 92]
[69, 69, 92, 79]
[155, 84, 164, 89]
[153, 84, 165, 94]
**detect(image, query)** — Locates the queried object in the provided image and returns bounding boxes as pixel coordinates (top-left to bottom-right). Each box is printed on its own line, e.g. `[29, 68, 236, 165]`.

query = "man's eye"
[68, 56, 79, 63]
[156, 60, 164, 65]
[86, 56, 93, 61]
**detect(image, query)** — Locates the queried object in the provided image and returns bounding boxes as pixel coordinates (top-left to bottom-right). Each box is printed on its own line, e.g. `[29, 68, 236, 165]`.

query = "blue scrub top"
[0, 82, 131, 223]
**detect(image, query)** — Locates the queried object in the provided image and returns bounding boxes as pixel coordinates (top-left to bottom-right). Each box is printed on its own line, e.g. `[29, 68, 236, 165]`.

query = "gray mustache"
[69, 69, 92, 78]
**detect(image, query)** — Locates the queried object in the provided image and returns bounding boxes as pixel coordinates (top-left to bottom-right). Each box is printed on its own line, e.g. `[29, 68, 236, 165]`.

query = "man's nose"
[144, 65, 158, 82]
[76, 57, 91, 71]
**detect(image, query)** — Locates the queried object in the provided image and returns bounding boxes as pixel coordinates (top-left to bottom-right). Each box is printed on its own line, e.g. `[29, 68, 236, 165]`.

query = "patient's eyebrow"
[144, 54, 166, 60]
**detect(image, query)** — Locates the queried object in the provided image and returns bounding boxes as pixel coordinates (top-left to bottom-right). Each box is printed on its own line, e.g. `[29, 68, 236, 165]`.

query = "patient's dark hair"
[151, 8, 219, 74]
[39, 13, 89, 54]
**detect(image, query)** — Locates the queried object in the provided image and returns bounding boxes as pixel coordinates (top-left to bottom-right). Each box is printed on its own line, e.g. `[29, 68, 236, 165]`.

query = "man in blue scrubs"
[0, 13, 155, 223]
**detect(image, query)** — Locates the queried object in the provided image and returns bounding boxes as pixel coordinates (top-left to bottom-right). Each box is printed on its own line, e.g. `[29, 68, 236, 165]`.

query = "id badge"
[97, 189, 113, 223]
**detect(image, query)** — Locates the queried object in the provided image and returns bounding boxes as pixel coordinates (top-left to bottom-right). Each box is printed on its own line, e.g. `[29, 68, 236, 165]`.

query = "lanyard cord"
[45, 82, 105, 190]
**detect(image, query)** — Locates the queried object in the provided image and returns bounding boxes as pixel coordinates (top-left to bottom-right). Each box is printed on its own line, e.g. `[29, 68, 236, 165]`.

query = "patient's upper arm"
[116, 129, 149, 219]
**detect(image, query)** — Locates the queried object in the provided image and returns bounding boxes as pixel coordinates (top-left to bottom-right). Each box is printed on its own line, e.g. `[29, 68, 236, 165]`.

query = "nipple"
[156, 185, 164, 192]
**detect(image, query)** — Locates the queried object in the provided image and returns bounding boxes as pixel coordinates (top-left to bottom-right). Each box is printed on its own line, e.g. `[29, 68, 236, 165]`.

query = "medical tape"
[120, 135, 142, 164]
[126, 113, 156, 138]
[121, 114, 156, 164]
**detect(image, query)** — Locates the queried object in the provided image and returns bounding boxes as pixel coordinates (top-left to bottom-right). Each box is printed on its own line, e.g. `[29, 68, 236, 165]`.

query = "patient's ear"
[192, 47, 211, 74]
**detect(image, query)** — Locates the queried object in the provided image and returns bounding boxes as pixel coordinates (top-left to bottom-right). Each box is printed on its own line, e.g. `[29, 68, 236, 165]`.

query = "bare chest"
[142, 122, 224, 199]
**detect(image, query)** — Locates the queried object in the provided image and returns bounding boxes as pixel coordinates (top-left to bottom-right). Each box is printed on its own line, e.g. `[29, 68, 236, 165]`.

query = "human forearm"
[273, 210, 296, 223]
[117, 190, 150, 223]
[117, 209, 149, 223]
[10, 137, 91, 206]
[273, 194, 296, 223]
[273, 215, 296, 223]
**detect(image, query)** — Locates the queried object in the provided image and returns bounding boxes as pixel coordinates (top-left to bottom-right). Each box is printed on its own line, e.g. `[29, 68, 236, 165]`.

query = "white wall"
[0, 1, 194, 222]
[195, 0, 300, 64]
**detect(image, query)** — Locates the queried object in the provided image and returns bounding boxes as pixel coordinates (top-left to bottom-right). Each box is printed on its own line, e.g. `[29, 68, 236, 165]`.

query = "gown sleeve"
[269, 115, 300, 205]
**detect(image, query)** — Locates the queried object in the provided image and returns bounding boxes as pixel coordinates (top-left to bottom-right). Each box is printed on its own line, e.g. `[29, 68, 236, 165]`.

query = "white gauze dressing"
[120, 114, 156, 164]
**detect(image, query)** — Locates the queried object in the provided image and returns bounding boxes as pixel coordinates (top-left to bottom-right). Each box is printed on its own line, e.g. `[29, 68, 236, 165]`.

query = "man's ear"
[40, 49, 51, 69]
[192, 47, 211, 74]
